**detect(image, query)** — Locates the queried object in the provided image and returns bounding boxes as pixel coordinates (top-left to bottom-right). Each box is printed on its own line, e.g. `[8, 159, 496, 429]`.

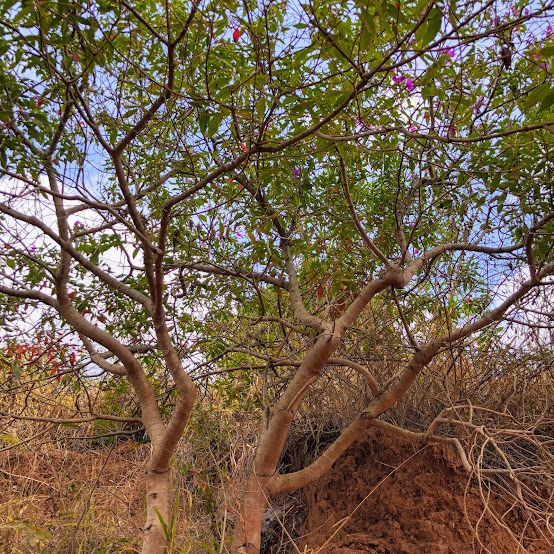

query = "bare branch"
[0, 412, 142, 424]
[391, 287, 420, 351]
[281, 243, 323, 330]
[169, 262, 290, 291]
[338, 154, 389, 265]
[80, 334, 127, 376]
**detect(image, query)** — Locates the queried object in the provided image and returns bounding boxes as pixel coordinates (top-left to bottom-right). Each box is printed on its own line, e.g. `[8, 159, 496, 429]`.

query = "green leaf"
[12, 363, 21, 380]
[523, 83, 550, 111]
[539, 89, 554, 112]
[540, 46, 554, 57]
[154, 508, 170, 541]
[421, 9, 442, 47]
[536, 239, 549, 258]
[198, 112, 210, 134]
[207, 113, 222, 138]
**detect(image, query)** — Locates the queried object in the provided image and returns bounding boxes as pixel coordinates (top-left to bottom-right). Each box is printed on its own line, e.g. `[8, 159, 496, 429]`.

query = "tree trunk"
[142, 465, 173, 554]
[232, 473, 269, 554]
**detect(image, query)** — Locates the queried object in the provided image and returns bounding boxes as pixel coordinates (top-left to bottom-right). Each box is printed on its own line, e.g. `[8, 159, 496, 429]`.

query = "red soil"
[300, 428, 553, 554]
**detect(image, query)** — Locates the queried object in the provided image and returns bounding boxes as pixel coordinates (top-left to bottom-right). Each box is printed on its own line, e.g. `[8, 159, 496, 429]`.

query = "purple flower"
[409, 126, 417, 132]
[441, 49, 455, 60]
[291, 168, 300, 178]
[392, 75, 406, 83]
[405, 78, 414, 91]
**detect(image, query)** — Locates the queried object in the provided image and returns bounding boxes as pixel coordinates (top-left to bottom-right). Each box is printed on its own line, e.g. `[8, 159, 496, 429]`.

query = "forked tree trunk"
[142, 464, 173, 554]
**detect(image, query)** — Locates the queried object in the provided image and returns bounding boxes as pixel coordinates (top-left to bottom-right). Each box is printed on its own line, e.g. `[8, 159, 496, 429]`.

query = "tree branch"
[338, 154, 389, 265]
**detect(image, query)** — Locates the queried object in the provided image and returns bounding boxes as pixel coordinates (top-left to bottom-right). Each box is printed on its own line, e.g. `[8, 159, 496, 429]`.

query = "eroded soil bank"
[299, 428, 552, 553]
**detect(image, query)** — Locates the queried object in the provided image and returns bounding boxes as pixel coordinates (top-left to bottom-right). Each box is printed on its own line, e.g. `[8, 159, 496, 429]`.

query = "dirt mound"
[300, 428, 553, 553]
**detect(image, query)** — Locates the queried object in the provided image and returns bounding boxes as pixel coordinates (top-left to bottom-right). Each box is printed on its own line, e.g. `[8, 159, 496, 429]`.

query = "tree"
[1, 1, 553, 553]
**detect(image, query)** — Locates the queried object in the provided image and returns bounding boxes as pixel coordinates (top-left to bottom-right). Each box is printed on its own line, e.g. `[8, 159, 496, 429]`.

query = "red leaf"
[317, 286, 324, 299]
[233, 28, 240, 43]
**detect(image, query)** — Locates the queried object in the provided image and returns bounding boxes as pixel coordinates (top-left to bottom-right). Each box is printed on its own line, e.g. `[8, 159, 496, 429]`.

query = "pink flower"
[392, 74, 414, 91]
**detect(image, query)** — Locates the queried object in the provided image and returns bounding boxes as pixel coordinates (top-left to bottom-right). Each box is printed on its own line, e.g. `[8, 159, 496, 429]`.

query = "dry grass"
[0, 445, 148, 553]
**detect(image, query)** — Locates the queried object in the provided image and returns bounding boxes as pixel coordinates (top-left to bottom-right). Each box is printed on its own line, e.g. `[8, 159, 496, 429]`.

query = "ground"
[1, 429, 552, 553]
[299, 428, 552, 553]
